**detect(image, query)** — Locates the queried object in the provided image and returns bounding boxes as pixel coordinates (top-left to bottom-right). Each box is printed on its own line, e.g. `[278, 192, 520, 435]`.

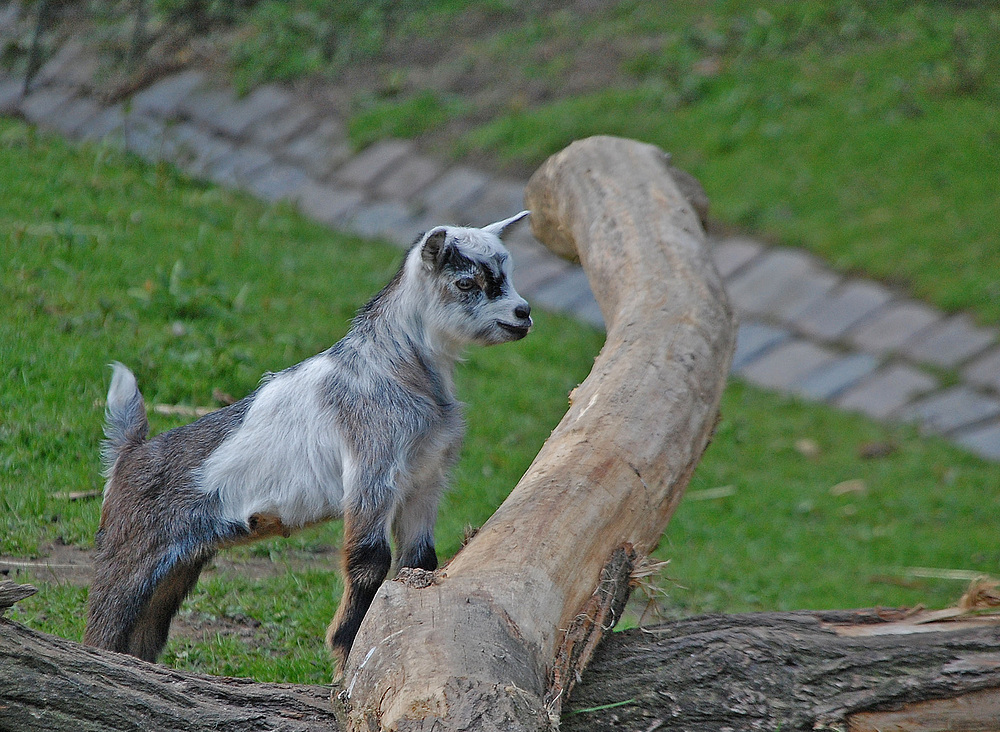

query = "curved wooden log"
[341, 136, 737, 730]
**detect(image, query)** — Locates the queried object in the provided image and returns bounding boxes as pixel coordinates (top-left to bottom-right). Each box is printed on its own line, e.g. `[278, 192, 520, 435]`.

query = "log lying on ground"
[0, 581, 341, 732]
[340, 136, 737, 730]
[4, 586, 1000, 732]
[563, 608, 1000, 732]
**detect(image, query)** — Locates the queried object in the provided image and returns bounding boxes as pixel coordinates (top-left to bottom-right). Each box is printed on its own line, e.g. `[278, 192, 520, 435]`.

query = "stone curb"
[3, 38, 998, 462]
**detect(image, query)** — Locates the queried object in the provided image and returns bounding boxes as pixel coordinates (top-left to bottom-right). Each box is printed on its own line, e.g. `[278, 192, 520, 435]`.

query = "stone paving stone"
[418, 166, 490, 217]
[210, 84, 295, 139]
[901, 313, 996, 368]
[247, 163, 310, 202]
[297, 182, 365, 226]
[178, 86, 236, 126]
[737, 339, 838, 391]
[34, 39, 98, 87]
[504, 235, 558, 284]
[382, 211, 440, 249]
[0, 3, 21, 35]
[954, 420, 1000, 462]
[463, 180, 526, 227]
[348, 200, 419, 241]
[725, 249, 821, 316]
[898, 386, 1000, 435]
[511, 249, 572, 295]
[760, 265, 839, 322]
[0, 76, 22, 114]
[795, 352, 879, 401]
[337, 140, 413, 189]
[251, 101, 318, 148]
[710, 236, 765, 279]
[44, 95, 101, 136]
[571, 288, 605, 330]
[793, 280, 893, 342]
[122, 115, 167, 162]
[502, 227, 548, 258]
[166, 124, 233, 177]
[963, 346, 1000, 394]
[205, 147, 272, 188]
[131, 69, 206, 119]
[845, 300, 942, 356]
[77, 103, 126, 142]
[529, 267, 592, 314]
[281, 119, 352, 180]
[835, 364, 937, 420]
[20, 86, 74, 126]
[376, 154, 444, 201]
[730, 321, 792, 372]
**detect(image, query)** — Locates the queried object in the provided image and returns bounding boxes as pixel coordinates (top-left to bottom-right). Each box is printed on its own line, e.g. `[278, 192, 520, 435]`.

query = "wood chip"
[52, 489, 102, 501]
[686, 485, 736, 501]
[830, 479, 866, 496]
[152, 403, 216, 418]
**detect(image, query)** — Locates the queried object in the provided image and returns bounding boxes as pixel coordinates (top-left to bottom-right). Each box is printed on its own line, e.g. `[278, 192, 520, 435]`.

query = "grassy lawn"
[160, 0, 999, 326]
[2, 119, 998, 685]
[444, 1, 1000, 324]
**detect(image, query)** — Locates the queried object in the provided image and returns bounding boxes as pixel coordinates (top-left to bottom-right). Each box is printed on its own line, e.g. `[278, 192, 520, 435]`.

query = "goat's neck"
[352, 285, 461, 398]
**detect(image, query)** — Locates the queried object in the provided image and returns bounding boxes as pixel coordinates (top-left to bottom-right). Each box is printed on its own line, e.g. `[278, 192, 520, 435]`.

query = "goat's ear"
[482, 210, 529, 238]
[420, 227, 449, 268]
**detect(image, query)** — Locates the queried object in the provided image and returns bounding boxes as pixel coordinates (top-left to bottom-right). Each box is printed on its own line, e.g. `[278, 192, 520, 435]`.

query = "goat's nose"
[514, 303, 531, 320]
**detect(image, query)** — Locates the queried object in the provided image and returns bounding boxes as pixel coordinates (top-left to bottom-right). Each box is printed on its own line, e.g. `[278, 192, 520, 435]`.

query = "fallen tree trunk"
[4, 586, 1000, 732]
[563, 608, 1000, 732]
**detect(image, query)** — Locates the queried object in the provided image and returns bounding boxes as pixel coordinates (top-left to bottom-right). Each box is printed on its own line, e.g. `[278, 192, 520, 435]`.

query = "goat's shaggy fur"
[84, 212, 532, 669]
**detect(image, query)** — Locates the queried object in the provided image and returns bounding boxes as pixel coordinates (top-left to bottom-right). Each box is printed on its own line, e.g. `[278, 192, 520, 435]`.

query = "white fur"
[197, 357, 348, 528]
[106, 362, 139, 413]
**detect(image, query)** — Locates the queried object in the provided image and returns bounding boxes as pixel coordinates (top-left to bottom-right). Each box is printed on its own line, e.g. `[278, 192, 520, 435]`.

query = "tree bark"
[4, 595, 1000, 732]
[340, 135, 736, 730]
[563, 609, 1000, 732]
[0, 591, 341, 732]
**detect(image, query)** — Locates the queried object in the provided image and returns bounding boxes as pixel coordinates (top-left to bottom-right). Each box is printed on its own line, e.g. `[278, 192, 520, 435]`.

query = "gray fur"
[85, 212, 532, 668]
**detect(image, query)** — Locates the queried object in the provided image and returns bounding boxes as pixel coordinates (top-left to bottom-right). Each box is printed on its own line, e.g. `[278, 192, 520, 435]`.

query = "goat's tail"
[102, 362, 148, 474]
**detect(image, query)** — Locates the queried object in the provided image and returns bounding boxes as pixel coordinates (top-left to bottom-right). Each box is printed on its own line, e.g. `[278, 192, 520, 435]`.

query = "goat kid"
[84, 211, 532, 670]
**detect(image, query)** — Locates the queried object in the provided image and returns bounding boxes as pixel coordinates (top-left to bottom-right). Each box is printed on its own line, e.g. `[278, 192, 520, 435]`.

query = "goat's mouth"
[497, 321, 531, 339]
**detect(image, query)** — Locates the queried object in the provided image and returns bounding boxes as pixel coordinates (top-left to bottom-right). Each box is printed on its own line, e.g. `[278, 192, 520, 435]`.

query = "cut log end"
[0, 580, 37, 615]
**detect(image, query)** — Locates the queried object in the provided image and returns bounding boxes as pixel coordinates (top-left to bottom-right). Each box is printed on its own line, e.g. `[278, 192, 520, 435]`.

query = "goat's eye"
[456, 277, 477, 292]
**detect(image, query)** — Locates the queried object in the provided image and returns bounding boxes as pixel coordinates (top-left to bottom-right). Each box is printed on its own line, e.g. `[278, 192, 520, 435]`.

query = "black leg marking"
[327, 536, 392, 668]
[399, 539, 437, 572]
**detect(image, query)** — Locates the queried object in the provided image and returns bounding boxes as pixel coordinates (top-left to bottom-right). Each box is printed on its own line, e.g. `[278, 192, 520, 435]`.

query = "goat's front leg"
[326, 494, 393, 672]
[392, 488, 440, 572]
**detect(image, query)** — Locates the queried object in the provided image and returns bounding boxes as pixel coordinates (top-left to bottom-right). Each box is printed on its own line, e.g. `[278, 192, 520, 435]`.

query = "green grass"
[339, 1, 1000, 325]
[2, 119, 998, 684]
[349, 89, 470, 151]
[57, 2, 1000, 324]
[451, 1, 1000, 323]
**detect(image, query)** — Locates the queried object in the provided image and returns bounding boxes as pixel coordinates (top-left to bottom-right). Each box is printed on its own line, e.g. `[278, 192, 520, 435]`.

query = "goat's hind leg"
[85, 529, 219, 662]
[125, 553, 212, 661]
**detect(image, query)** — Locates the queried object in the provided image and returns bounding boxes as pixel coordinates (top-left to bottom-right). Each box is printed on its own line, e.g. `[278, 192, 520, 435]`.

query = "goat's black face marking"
[442, 246, 508, 301]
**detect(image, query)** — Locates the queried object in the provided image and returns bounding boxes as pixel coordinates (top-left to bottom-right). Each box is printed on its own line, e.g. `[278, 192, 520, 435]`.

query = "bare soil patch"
[0, 542, 340, 588]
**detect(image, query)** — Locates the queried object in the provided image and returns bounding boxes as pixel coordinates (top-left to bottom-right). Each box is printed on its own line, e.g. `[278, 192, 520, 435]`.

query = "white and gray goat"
[84, 212, 532, 669]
